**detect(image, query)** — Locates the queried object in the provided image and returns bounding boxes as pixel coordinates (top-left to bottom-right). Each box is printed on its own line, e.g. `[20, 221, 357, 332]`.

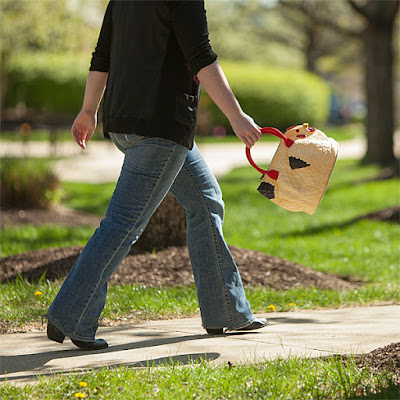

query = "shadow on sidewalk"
[0, 333, 217, 379]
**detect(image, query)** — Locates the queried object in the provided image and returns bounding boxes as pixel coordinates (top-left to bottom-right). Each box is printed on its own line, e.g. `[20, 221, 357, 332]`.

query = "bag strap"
[246, 127, 294, 175]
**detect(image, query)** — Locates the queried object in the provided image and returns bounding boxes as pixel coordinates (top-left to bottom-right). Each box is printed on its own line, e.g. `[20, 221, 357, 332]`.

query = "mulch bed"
[2, 204, 398, 289]
[333, 342, 400, 388]
[0, 245, 362, 291]
[354, 342, 400, 381]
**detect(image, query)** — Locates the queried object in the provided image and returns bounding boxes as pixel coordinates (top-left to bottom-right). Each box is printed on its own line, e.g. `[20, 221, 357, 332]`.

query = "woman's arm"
[71, 71, 108, 149]
[197, 61, 262, 148]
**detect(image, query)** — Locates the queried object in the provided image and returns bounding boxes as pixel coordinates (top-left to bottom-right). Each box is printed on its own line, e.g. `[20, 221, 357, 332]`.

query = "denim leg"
[169, 143, 254, 330]
[45, 136, 188, 341]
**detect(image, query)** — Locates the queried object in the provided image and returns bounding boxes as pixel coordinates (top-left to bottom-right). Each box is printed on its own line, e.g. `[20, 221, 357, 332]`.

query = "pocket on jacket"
[175, 93, 198, 128]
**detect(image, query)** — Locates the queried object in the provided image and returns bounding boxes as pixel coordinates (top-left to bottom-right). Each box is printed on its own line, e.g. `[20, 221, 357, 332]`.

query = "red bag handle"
[246, 127, 294, 175]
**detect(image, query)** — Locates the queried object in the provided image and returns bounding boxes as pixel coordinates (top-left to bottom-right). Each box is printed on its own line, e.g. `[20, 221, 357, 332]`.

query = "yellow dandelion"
[268, 304, 276, 311]
[79, 382, 87, 387]
[34, 291, 42, 297]
[75, 393, 86, 398]
[289, 302, 296, 307]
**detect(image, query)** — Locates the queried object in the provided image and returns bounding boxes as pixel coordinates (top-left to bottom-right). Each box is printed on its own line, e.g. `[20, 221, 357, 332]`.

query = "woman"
[45, 0, 267, 350]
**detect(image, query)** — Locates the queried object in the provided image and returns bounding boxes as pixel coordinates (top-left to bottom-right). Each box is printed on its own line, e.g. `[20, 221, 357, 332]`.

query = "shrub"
[200, 62, 330, 133]
[4, 52, 88, 115]
[0, 158, 62, 209]
[5, 54, 330, 135]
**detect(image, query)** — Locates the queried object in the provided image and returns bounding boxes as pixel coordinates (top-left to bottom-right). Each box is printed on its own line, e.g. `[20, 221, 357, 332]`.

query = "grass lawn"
[1, 356, 398, 399]
[1, 159, 399, 327]
[1, 158, 399, 338]
[0, 158, 399, 399]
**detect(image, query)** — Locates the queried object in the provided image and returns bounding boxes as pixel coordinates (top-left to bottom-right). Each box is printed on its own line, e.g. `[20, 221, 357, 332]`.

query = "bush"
[5, 54, 330, 135]
[200, 62, 330, 133]
[4, 52, 88, 115]
[0, 158, 62, 209]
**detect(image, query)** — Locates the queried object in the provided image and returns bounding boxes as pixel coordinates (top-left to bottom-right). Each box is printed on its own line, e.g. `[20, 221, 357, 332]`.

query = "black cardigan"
[90, 0, 217, 149]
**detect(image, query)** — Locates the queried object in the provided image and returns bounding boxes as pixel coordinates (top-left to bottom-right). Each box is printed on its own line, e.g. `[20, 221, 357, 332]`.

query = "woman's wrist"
[227, 108, 245, 125]
[81, 108, 97, 117]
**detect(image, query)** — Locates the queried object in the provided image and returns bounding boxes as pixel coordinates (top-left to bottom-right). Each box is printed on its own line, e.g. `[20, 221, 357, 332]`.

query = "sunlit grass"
[1, 159, 399, 329]
[62, 181, 115, 216]
[1, 277, 398, 333]
[1, 355, 398, 399]
[221, 159, 400, 286]
[0, 225, 94, 258]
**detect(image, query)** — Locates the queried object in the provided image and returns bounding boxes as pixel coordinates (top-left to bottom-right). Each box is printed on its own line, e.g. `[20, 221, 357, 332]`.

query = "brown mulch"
[333, 342, 400, 387]
[3, 204, 399, 290]
[356, 342, 400, 380]
[2, 202, 387, 290]
[0, 245, 362, 290]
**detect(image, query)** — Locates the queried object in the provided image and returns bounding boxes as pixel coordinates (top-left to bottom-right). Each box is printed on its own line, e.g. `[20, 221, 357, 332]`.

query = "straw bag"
[246, 123, 338, 215]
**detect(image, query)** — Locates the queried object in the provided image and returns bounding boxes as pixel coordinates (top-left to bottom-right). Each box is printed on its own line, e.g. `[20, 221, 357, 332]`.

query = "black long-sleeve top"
[90, 0, 217, 149]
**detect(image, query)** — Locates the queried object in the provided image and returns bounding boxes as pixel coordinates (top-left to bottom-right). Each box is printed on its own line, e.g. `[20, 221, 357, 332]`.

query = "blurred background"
[0, 0, 399, 212]
[0, 0, 398, 158]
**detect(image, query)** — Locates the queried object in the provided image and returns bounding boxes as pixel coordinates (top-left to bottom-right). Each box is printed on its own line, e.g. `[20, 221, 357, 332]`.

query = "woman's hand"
[229, 111, 262, 148]
[71, 70, 108, 149]
[71, 110, 97, 149]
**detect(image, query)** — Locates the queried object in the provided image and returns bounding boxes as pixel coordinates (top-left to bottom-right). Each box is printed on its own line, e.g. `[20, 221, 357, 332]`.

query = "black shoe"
[237, 317, 268, 331]
[71, 338, 108, 351]
[206, 328, 224, 335]
[205, 318, 268, 335]
[47, 321, 65, 343]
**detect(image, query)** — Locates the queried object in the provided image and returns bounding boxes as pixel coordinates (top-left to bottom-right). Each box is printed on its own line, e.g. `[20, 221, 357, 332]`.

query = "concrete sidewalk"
[0, 138, 369, 183]
[1, 305, 399, 384]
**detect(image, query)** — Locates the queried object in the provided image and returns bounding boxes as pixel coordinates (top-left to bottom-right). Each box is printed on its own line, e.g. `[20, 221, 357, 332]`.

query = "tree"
[347, 0, 399, 166]
[275, 0, 362, 74]
[245, 0, 398, 167]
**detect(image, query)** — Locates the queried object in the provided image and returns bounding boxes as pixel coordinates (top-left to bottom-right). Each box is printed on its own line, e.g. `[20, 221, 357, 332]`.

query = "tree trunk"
[363, 20, 396, 166]
[0, 51, 9, 112]
[305, 27, 319, 74]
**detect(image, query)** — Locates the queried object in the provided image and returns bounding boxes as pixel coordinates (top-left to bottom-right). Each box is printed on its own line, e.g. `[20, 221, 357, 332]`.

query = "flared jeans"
[45, 134, 254, 341]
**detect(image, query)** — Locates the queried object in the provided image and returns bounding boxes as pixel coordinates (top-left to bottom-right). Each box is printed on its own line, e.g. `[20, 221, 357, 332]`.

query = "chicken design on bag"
[246, 123, 338, 215]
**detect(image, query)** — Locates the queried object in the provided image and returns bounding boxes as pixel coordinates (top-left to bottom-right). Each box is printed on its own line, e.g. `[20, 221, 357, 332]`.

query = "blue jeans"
[45, 134, 254, 341]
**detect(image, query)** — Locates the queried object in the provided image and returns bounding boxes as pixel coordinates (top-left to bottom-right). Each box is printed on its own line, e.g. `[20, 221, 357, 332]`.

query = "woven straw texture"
[259, 125, 338, 215]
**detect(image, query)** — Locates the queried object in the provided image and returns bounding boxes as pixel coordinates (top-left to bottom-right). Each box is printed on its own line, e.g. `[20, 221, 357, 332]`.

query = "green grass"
[1, 356, 398, 399]
[1, 159, 399, 330]
[1, 158, 399, 398]
[1, 159, 399, 317]
[220, 160, 400, 286]
[2, 278, 399, 335]
[0, 225, 94, 258]
[62, 182, 115, 216]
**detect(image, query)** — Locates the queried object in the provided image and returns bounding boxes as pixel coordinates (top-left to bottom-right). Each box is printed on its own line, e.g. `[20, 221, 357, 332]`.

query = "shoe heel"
[206, 328, 224, 335]
[47, 321, 65, 343]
